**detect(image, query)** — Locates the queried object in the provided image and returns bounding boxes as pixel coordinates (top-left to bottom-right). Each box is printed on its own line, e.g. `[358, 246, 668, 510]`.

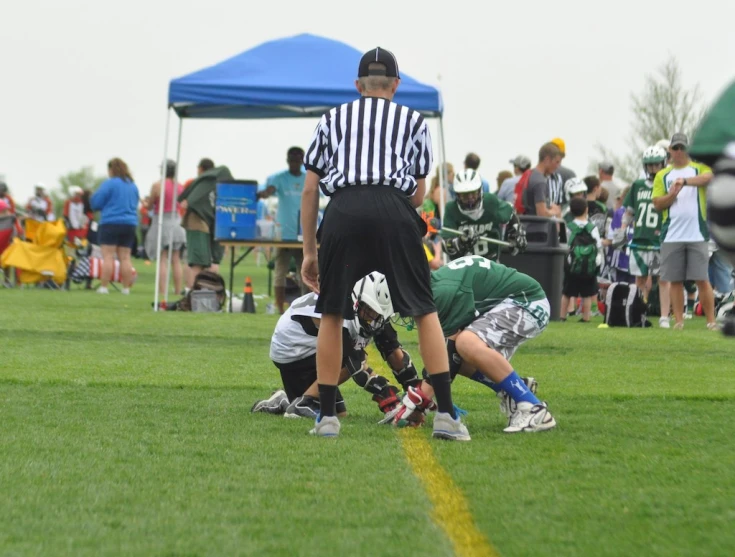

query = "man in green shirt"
[441, 169, 527, 261]
[389, 255, 556, 433]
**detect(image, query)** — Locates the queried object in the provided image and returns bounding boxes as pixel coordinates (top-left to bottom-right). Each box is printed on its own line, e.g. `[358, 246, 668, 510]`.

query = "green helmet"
[642, 145, 667, 165]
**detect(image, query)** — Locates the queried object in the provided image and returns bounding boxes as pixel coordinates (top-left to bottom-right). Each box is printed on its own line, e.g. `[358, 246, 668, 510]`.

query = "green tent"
[690, 79, 735, 165]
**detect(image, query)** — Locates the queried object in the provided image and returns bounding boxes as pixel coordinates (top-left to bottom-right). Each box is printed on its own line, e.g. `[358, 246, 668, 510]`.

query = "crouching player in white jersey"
[251, 272, 422, 419]
[389, 255, 556, 433]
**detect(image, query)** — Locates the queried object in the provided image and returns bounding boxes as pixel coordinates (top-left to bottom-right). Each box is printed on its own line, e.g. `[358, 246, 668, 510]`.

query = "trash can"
[500, 216, 567, 321]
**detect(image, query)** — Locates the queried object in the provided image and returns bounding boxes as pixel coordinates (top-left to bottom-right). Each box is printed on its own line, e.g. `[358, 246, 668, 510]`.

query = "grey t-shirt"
[600, 179, 620, 210]
[523, 169, 548, 215]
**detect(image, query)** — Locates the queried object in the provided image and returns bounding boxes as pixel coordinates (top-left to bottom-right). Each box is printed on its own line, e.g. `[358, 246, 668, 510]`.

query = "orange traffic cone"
[242, 276, 256, 313]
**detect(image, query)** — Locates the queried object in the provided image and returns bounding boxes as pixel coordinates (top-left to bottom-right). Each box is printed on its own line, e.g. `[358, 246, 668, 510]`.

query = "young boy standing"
[561, 198, 603, 322]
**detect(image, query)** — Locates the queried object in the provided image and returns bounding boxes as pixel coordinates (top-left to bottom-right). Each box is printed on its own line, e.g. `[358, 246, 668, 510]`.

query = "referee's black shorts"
[315, 185, 436, 319]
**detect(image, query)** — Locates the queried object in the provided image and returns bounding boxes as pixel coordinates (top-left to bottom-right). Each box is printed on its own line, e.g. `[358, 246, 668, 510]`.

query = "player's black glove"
[445, 227, 478, 257]
[505, 213, 527, 256]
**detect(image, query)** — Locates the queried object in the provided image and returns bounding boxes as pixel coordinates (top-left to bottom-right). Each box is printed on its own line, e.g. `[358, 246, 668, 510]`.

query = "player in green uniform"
[441, 169, 527, 261]
[617, 145, 672, 327]
[389, 255, 556, 433]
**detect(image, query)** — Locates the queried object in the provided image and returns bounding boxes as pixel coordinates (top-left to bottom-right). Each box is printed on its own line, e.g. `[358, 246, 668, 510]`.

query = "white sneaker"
[658, 317, 670, 329]
[684, 312, 693, 320]
[121, 288, 130, 295]
[498, 376, 538, 418]
[96, 286, 109, 294]
[432, 412, 471, 441]
[310, 415, 340, 437]
[251, 390, 289, 414]
[504, 402, 556, 433]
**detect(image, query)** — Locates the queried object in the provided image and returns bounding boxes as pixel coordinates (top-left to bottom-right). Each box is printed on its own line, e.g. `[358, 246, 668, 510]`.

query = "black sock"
[318, 384, 337, 418]
[430, 372, 456, 419]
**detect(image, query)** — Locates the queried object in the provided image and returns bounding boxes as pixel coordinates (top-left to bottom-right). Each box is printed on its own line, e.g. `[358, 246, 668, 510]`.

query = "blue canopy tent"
[154, 33, 447, 309]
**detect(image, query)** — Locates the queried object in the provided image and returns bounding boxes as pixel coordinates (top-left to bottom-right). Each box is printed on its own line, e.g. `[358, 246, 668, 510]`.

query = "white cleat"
[432, 412, 471, 441]
[659, 317, 671, 329]
[504, 402, 556, 433]
[250, 390, 289, 414]
[310, 415, 340, 437]
[498, 377, 538, 418]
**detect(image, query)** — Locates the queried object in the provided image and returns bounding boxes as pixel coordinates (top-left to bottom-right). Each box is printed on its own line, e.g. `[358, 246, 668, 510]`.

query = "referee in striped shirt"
[300, 47, 469, 440]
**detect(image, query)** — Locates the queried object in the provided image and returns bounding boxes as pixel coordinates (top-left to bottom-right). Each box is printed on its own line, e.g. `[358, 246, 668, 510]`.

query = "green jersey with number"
[431, 255, 546, 336]
[623, 179, 661, 250]
[440, 193, 513, 260]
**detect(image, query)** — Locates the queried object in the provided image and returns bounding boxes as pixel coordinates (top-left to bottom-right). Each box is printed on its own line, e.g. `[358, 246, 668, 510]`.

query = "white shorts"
[466, 298, 550, 361]
[629, 249, 660, 277]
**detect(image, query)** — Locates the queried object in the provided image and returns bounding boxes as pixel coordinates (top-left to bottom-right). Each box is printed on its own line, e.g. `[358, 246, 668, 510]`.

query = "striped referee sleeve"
[304, 116, 329, 177]
[412, 120, 433, 179]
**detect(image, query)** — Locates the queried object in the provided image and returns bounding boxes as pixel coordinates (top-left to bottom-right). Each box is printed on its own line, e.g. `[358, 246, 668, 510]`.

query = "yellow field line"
[364, 347, 497, 556]
[399, 429, 499, 557]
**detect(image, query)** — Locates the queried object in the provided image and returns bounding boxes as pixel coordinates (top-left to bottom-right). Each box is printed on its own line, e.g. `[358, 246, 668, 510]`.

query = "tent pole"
[153, 107, 172, 312]
[438, 115, 448, 264]
[164, 116, 184, 304]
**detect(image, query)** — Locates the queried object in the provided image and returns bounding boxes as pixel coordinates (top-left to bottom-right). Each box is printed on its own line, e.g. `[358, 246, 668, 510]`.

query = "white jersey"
[269, 292, 369, 364]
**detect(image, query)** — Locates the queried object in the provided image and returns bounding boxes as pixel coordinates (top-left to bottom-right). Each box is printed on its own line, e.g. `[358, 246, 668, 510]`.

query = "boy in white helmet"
[251, 272, 421, 420]
[440, 169, 527, 261]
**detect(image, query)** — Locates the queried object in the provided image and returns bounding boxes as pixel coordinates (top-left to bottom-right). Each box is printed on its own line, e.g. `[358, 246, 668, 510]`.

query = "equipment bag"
[566, 222, 598, 277]
[173, 270, 226, 312]
[604, 282, 651, 327]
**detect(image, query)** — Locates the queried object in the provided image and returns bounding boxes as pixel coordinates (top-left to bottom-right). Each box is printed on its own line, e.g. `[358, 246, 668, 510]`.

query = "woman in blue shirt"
[90, 158, 140, 294]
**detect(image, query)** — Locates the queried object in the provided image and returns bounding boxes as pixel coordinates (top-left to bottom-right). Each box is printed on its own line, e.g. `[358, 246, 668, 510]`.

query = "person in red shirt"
[0, 182, 16, 215]
[63, 186, 88, 243]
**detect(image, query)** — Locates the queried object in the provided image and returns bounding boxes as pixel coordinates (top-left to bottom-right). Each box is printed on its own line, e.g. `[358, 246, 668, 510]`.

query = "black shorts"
[274, 355, 343, 403]
[98, 224, 136, 248]
[315, 186, 435, 319]
[563, 274, 599, 298]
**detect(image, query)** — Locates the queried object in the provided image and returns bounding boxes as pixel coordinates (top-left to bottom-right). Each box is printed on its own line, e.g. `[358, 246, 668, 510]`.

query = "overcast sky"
[2, 0, 734, 204]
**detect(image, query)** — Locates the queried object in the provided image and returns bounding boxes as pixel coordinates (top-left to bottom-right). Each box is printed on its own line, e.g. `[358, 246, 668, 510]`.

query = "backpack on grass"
[566, 222, 598, 277]
[170, 270, 226, 312]
[604, 282, 650, 327]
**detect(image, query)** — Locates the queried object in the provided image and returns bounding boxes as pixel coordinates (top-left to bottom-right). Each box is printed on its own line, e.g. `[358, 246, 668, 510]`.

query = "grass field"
[1, 254, 734, 556]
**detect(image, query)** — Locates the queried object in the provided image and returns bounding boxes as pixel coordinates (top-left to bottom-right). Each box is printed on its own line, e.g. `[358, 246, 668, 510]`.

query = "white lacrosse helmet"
[642, 145, 667, 180]
[351, 272, 394, 337]
[565, 177, 587, 197]
[453, 169, 484, 215]
[69, 186, 84, 197]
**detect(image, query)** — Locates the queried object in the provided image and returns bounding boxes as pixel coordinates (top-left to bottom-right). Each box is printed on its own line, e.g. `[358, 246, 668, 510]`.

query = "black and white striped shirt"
[547, 173, 565, 206]
[304, 97, 433, 197]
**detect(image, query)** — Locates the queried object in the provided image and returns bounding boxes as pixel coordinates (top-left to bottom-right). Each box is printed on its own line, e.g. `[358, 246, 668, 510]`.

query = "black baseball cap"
[358, 47, 400, 78]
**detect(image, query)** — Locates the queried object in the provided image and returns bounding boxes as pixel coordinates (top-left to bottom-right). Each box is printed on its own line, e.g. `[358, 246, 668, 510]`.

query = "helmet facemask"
[644, 162, 664, 182]
[456, 189, 482, 213]
[354, 301, 387, 337]
[351, 272, 394, 338]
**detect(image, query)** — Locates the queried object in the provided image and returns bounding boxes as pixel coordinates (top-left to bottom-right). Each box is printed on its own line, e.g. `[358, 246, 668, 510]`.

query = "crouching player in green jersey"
[389, 255, 556, 433]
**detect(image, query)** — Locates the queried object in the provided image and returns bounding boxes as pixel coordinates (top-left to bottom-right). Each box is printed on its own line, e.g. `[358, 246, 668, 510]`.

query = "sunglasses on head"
[671, 145, 686, 151]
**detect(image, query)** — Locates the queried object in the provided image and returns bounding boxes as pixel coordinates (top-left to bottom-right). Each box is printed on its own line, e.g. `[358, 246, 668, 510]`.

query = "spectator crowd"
[1, 133, 732, 329]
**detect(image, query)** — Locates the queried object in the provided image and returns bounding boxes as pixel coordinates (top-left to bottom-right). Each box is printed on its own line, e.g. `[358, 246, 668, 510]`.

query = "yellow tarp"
[0, 220, 68, 284]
